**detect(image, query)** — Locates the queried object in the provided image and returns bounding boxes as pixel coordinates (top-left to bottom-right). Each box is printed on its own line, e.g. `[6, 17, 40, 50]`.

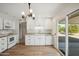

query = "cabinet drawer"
[0, 37, 7, 53]
[1, 42, 7, 46]
[0, 37, 7, 46]
[0, 47, 7, 52]
[0, 37, 7, 42]
[0, 44, 7, 53]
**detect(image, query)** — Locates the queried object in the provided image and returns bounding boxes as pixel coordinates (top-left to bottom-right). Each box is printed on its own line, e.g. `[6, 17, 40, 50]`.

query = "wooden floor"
[2, 44, 61, 56]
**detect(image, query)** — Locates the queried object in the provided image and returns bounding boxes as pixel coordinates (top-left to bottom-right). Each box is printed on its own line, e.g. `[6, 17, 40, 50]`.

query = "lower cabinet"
[45, 35, 53, 45]
[25, 35, 53, 45]
[0, 35, 17, 53]
[25, 35, 31, 45]
[38, 35, 45, 45]
[29, 36, 35, 45]
[0, 37, 7, 53]
[34, 36, 40, 45]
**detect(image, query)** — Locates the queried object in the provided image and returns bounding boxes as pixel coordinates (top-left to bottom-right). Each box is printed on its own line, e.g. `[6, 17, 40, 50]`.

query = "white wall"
[26, 17, 52, 34]
[52, 18, 58, 48]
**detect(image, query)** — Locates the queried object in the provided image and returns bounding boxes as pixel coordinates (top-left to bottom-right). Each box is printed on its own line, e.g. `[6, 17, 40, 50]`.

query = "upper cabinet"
[0, 13, 16, 30]
[0, 17, 3, 29]
[3, 15, 16, 30]
[4, 19, 15, 29]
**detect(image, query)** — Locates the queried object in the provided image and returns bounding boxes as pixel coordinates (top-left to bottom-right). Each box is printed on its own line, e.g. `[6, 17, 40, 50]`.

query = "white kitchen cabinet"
[26, 35, 35, 45]
[25, 35, 41, 45]
[34, 36, 40, 45]
[25, 35, 31, 45]
[0, 17, 3, 29]
[39, 35, 45, 45]
[0, 37, 7, 53]
[4, 19, 15, 29]
[45, 35, 53, 45]
[29, 36, 35, 45]
[25, 35, 53, 45]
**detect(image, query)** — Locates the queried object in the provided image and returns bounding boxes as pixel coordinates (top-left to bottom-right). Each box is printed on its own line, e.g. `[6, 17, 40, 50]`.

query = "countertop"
[0, 33, 16, 38]
[25, 33, 52, 36]
[0, 30, 16, 38]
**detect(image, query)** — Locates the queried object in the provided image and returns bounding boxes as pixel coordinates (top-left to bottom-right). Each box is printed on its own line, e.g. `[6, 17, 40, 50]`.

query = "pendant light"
[21, 3, 35, 20]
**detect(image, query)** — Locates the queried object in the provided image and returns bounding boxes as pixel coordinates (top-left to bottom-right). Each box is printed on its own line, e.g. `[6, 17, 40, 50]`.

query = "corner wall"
[52, 18, 58, 48]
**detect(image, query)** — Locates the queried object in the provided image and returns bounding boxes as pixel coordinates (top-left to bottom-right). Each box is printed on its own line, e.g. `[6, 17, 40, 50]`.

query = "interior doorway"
[19, 22, 26, 44]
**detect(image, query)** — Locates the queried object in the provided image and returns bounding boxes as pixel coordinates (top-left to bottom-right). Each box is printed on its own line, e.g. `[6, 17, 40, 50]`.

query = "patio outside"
[59, 19, 79, 56]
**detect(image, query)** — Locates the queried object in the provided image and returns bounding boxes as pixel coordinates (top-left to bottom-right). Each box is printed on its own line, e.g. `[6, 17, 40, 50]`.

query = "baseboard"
[16, 43, 54, 46]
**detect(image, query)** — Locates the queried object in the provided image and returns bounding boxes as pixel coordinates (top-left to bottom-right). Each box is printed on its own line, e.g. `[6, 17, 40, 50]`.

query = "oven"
[8, 37, 15, 44]
[8, 35, 16, 49]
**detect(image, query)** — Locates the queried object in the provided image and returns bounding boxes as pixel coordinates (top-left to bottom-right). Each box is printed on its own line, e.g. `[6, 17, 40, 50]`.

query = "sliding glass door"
[58, 9, 79, 56]
[68, 9, 79, 56]
[58, 19, 66, 55]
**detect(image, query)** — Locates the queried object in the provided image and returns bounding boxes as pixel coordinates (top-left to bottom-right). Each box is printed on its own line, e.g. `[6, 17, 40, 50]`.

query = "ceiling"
[69, 16, 79, 24]
[0, 3, 28, 18]
[0, 3, 79, 20]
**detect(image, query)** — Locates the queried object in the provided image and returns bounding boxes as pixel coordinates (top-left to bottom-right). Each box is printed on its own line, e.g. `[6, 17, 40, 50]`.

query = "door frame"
[65, 16, 68, 56]
[57, 16, 68, 56]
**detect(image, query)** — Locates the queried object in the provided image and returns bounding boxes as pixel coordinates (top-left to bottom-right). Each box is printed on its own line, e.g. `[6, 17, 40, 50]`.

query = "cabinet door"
[4, 19, 15, 29]
[30, 36, 35, 45]
[1, 37, 7, 51]
[4, 19, 11, 29]
[25, 35, 31, 45]
[0, 37, 7, 53]
[0, 17, 3, 29]
[40, 35, 45, 45]
[34, 36, 40, 45]
[45, 35, 53, 45]
[0, 39, 2, 52]
[25, 35, 35, 45]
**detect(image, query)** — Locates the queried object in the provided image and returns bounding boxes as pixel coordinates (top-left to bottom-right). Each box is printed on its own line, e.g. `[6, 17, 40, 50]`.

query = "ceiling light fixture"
[21, 12, 25, 15]
[29, 9, 33, 13]
[32, 14, 35, 19]
[21, 3, 35, 20]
